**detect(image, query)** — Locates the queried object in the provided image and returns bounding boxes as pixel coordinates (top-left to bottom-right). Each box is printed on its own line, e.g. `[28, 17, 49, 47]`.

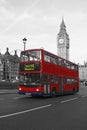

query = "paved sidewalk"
[0, 89, 18, 94]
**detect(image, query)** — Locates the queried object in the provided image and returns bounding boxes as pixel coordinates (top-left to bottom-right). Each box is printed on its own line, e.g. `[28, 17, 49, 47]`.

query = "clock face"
[59, 39, 64, 44]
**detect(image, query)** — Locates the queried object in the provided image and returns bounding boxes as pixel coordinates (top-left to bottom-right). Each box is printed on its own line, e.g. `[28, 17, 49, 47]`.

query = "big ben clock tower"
[57, 18, 70, 60]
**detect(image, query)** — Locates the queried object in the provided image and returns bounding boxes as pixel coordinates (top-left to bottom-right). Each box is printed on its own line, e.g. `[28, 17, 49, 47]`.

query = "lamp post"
[22, 38, 27, 51]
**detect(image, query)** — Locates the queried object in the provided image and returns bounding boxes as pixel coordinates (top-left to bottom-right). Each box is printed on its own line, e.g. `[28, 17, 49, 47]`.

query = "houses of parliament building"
[0, 48, 20, 81]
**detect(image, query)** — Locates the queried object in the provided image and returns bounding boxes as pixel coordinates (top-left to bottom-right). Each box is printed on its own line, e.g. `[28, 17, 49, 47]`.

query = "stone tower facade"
[57, 18, 70, 60]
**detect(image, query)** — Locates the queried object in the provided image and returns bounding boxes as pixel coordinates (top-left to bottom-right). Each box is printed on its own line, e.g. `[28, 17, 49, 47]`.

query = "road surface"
[0, 86, 87, 130]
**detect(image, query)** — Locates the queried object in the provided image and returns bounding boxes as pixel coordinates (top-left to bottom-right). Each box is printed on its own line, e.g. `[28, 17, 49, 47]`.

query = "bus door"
[43, 74, 50, 94]
[59, 77, 64, 93]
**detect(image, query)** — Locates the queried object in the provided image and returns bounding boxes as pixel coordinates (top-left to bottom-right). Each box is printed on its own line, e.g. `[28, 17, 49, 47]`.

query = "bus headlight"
[19, 87, 22, 91]
[36, 88, 39, 92]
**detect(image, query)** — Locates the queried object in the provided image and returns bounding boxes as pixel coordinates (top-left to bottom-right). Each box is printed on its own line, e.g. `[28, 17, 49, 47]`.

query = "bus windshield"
[20, 50, 41, 62]
[19, 73, 42, 87]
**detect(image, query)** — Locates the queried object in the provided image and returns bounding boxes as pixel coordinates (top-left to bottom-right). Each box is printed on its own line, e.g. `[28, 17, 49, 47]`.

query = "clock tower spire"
[57, 18, 70, 60]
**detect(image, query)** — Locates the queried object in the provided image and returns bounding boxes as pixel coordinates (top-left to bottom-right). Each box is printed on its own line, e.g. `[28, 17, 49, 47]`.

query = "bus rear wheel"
[73, 88, 76, 94]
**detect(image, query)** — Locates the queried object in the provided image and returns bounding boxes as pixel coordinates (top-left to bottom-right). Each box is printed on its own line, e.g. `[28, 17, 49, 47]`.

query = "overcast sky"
[0, 0, 87, 64]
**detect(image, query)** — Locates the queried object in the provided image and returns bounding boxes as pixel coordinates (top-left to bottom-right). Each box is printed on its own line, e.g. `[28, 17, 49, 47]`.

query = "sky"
[0, 0, 87, 64]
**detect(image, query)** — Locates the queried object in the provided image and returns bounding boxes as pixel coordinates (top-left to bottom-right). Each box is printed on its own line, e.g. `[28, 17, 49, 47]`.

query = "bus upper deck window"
[21, 50, 41, 61]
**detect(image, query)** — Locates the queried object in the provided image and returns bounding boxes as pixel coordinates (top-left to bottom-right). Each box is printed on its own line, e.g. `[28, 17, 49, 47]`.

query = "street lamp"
[22, 38, 27, 51]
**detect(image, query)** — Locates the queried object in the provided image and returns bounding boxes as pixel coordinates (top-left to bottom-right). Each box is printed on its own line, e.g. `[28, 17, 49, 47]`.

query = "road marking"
[0, 92, 6, 94]
[13, 97, 21, 100]
[61, 97, 78, 103]
[82, 95, 87, 98]
[0, 104, 52, 119]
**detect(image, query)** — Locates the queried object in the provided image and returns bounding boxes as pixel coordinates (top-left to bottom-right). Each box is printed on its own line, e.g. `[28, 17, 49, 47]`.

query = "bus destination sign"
[25, 64, 35, 71]
[19, 62, 40, 71]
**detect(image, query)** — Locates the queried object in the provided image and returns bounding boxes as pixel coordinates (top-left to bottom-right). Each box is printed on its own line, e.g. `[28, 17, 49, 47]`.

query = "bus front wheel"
[52, 88, 56, 97]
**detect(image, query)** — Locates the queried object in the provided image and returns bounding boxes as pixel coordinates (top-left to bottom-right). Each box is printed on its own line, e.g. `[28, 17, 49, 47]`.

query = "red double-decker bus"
[18, 49, 79, 96]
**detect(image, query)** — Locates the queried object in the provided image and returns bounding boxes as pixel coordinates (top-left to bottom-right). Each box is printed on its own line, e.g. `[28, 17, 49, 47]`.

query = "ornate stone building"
[0, 48, 20, 81]
[57, 18, 70, 60]
[79, 62, 87, 82]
